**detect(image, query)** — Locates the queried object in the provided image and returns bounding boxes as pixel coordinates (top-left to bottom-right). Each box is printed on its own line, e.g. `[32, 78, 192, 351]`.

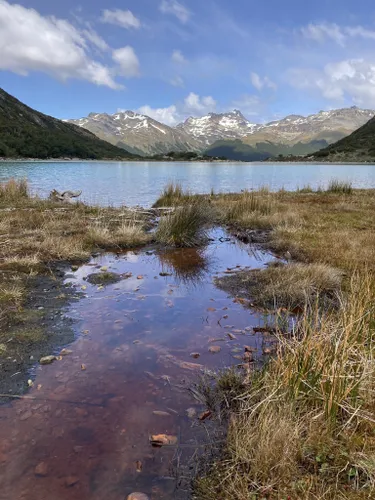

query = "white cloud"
[112, 46, 140, 77]
[159, 0, 191, 23]
[101, 9, 141, 29]
[82, 27, 109, 52]
[250, 72, 277, 91]
[301, 23, 346, 46]
[172, 50, 186, 64]
[138, 92, 216, 126]
[138, 105, 179, 126]
[0, 0, 120, 89]
[287, 58, 375, 106]
[300, 22, 375, 47]
[170, 75, 184, 87]
[184, 92, 216, 113]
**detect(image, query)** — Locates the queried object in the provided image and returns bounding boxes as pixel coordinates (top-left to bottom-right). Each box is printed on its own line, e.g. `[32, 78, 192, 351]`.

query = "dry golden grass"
[0, 179, 151, 334]
[216, 263, 343, 311]
[195, 275, 375, 499]
[192, 186, 375, 499]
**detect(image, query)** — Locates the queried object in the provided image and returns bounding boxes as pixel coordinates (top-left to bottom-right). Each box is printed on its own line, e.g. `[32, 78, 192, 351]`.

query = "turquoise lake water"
[0, 160, 374, 206]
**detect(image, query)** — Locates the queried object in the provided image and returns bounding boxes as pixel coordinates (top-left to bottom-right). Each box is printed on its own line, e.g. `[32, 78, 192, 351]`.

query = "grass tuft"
[216, 262, 343, 311]
[153, 182, 192, 207]
[327, 179, 353, 194]
[0, 178, 29, 203]
[156, 200, 214, 247]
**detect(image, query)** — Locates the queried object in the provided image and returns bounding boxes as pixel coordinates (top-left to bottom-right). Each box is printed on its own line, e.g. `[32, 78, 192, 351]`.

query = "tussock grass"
[226, 190, 273, 222]
[327, 179, 353, 194]
[195, 274, 375, 499]
[216, 263, 343, 311]
[86, 222, 151, 249]
[0, 178, 28, 202]
[156, 200, 214, 247]
[153, 182, 193, 207]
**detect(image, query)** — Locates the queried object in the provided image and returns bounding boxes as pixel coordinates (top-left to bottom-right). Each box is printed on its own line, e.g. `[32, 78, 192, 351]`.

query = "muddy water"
[0, 230, 275, 500]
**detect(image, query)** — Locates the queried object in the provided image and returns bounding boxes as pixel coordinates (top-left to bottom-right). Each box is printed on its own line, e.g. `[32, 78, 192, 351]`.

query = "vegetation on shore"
[152, 182, 375, 499]
[2, 178, 375, 498]
[0, 179, 151, 369]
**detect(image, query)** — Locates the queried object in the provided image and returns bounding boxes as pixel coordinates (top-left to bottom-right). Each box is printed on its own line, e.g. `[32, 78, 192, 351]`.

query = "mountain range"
[0, 88, 135, 160]
[68, 107, 375, 159]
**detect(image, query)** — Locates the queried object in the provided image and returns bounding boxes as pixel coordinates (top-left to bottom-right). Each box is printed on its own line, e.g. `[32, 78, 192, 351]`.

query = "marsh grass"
[0, 178, 28, 203]
[156, 200, 214, 247]
[152, 182, 193, 207]
[0, 179, 152, 356]
[327, 179, 353, 194]
[216, 263, 343, 311]
[195, 274, 375, 499]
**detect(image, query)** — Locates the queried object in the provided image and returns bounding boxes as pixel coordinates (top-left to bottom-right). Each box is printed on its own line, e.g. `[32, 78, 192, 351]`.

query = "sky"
[1, 0, 375, 125]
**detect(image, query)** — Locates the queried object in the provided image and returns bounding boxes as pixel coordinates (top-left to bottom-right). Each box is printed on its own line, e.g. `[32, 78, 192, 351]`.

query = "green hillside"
[0, 88, 136, 160]
[205, 138, 329, 161]
[309, 116, 375, 161]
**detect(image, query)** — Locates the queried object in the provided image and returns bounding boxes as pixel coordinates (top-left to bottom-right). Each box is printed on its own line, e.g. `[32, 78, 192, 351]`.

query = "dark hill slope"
[0, 88, 135, 159]
[310, 116, 375, 162]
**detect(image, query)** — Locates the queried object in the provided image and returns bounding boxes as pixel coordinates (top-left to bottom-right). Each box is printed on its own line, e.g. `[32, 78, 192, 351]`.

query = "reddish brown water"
[0, 230, 275, 500]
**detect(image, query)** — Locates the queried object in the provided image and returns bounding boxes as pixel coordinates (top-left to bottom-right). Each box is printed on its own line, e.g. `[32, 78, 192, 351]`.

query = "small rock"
[0, 343, 7, 355]
[40, 356, 56, 365]
[65, 476, 80, 487]
[186, 407, 197, 418]
[208, 346, 221, 354]
[73, 446, 83, 454]
[227, 333, 236, 340]
[207, 307, 216, 312]
[137, 275, 144, 280]
[243, 351, 254, 362]
[190, 352, 200, 359]
[127, 494, 149, 500]
[20, 410, 32, 421]
[59, 348, 72, 356]
[34, 462, 48, 477]
[159, 272, 172, 277]
[135, 460, 143, 473]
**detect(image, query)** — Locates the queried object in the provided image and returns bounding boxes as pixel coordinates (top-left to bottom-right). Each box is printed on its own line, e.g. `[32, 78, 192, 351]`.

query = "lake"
[1, 160, 375, 206]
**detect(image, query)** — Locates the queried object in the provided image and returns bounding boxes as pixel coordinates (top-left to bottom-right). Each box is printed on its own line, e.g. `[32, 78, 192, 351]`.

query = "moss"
[86, 271, 122, 285]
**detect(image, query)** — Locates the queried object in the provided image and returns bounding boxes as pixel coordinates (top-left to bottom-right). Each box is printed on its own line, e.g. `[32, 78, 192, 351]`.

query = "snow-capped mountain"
[243, 107, 375, 147]
[67, 111, 202, 156]
[176, 110, 260, 145]
[68, 106, 375, 157]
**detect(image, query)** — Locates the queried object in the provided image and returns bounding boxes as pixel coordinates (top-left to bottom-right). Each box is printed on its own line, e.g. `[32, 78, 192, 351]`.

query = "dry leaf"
[199, 410, 212, 421]
[81, 364, 86, 371]
[150, 434, 177, 447]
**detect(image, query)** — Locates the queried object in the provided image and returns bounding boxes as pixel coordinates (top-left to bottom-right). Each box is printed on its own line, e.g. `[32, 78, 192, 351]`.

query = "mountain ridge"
[68, 106, 375, 158]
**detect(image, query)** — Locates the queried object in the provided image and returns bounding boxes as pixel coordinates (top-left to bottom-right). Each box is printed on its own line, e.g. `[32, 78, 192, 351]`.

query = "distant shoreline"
[1, 158, 375, 165]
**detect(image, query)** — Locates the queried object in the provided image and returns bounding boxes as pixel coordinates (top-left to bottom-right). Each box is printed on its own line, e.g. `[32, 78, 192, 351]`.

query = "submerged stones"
[86, 272, 122, 285]
[127, 494, 149, 500]
[40, 355, 56, 365]
[208, 345, 221, 354]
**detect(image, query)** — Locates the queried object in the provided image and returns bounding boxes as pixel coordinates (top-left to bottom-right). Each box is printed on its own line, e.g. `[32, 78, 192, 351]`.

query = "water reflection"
[0, 230, 275, 500]
[158, 247, 210, 287]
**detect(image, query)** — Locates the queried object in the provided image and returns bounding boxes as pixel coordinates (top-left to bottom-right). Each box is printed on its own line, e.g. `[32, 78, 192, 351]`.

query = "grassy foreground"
[0, 179, 151, 367]
[153, 183, 375, 499]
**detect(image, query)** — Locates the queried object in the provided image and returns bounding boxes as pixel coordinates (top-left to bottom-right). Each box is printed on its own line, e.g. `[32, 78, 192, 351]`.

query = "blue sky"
[1, 0, 375, 125]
